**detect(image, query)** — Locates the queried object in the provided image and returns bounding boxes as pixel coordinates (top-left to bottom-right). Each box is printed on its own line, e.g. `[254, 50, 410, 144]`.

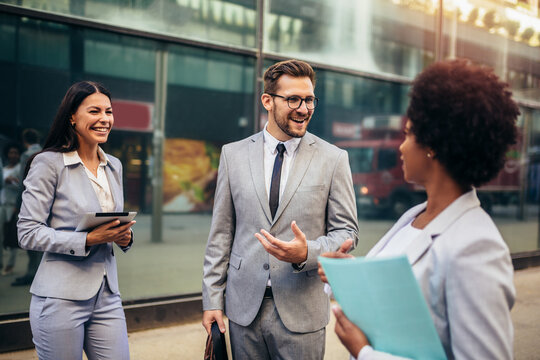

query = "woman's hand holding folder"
[317, 238, 354, 283]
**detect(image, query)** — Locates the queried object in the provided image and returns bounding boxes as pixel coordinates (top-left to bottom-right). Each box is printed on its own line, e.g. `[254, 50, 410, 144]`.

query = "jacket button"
[263, 263, 269, 270]
[70, 250, 75, 255]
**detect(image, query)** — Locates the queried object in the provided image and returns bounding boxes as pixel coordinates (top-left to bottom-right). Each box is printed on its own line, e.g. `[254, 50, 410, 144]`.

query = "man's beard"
[274, 108, 310, 138]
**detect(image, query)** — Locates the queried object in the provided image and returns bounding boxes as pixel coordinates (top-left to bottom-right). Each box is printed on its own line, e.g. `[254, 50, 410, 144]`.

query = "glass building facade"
[0, 0, 539, 319]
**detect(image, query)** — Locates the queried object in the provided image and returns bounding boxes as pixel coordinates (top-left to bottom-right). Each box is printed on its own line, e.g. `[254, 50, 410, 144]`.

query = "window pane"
[19, 18, 69, 70]
[311, 70, 408, 142]
[84, 31, 157, 82]
[168, 47, 254, 93]
[440, 0, 540, 254]
[264, 0, 437, 78]
[0, 13, 16, 62]
[493, 108, 540, 253]
[0, 15, 73, 314]
[304, 67, 412, 255]
[159, 46, 255, 295]
[378, 149, 397, 171]
[166, 46, 254, 142]
[442, 1, 540, 104]
[347, 148, 374, 173]
[8, 0, 257, 49]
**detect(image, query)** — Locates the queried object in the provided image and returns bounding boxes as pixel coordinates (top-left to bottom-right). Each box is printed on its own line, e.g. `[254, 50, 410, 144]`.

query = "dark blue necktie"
[269, 143, 286, 219]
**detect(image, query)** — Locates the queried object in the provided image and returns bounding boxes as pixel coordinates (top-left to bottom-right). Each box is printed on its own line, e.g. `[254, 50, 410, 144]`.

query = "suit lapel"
[368, 189, 481, 266]
[404, 189, 481, 265]
[248, 133, 272, 223]
[404, 232, 434, 266]
[72, 164, 103, 212]
[272, 134, 316, 224]
[367, 202, 436, 266]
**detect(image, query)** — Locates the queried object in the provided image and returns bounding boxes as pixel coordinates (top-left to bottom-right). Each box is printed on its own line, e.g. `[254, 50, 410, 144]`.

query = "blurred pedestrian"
[11, 128, 42, 286]
[1, 143, 22, 276]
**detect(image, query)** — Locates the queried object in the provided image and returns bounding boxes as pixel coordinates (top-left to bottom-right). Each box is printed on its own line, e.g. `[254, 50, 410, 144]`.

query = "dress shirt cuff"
[72, 231, 91, 256]
[357, 345, 374, 360]
[292, 260, 307, 272]
[323, 283, 333, 296]
[120, 230, 134, 252]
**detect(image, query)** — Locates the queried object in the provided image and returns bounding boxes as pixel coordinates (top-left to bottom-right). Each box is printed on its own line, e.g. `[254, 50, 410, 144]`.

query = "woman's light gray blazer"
[18, 151, 130, 301]
[365, 189, 515, 359]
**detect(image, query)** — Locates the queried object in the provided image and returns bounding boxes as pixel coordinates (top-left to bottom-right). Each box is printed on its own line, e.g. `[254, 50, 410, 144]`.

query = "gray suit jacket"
[365, 189, 515, 359]
[202, 131, 358, 333]
[18, 151, 129, 301]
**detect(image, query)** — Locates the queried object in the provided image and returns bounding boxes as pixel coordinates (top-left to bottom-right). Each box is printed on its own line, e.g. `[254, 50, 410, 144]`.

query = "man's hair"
[263, 59, 316, 94]
[3, 142, 22, 159]
[22, 128, 40, 145]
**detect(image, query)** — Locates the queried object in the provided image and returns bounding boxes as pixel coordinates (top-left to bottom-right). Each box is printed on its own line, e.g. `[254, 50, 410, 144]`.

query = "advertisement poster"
[163, 138, 220, 212]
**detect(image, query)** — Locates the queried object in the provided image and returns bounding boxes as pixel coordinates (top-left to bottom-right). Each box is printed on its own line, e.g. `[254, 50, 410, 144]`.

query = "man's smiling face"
[266, 75, 315, 141]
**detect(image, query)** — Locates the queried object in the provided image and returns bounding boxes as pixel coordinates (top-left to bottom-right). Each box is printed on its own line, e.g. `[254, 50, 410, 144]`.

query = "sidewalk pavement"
[2, 266, 539, 360]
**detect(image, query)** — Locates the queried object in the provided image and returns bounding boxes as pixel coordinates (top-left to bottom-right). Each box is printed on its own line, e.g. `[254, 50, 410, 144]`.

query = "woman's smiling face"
[71, 92, 113, 146]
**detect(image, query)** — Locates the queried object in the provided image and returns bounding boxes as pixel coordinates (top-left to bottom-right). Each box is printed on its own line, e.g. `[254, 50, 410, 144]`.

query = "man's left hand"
[255, 221, 308, 264]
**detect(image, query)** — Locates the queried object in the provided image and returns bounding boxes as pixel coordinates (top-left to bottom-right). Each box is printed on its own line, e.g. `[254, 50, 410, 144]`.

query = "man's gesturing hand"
[255, 221, 308, 264]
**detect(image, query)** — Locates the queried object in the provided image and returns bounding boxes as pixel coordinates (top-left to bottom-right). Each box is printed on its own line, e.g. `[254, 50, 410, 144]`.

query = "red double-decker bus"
[337, 116, 522, 218]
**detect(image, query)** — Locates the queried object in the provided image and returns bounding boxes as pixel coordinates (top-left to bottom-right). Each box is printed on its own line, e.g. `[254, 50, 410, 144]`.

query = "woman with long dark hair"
[18, 81, 134, 360]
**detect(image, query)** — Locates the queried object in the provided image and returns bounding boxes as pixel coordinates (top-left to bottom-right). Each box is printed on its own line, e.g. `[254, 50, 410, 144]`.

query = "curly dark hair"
[407, 59, 520, 188]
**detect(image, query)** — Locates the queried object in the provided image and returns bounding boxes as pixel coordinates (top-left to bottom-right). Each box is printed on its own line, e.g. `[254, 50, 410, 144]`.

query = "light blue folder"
[319, 255, 447, 360]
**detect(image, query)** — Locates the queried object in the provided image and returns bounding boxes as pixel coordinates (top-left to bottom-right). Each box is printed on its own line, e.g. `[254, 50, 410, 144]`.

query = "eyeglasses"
[267, 93, 319, 110]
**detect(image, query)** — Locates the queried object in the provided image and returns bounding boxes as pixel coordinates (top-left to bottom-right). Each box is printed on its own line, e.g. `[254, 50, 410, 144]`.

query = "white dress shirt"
[63, 148, 115, 276]
[263, 123, 301, 200]
[375, 219, 421, 258]
[263, 123, 302, 286]
[63, 147, 115, 213]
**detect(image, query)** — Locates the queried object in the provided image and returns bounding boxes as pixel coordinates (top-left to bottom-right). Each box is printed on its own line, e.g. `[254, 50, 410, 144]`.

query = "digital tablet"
[76, 212, 137, 231]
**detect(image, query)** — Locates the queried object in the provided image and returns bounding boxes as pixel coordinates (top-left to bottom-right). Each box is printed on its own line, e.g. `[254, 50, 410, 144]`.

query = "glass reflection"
[264, 0, 436, 77]
[1, 1, 540, 324]
[2, 0, 257, 48]
[441, 0, 540, 103]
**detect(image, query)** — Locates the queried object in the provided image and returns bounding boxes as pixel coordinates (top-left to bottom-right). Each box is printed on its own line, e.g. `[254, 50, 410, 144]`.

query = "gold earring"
[427, 153, 432, 158]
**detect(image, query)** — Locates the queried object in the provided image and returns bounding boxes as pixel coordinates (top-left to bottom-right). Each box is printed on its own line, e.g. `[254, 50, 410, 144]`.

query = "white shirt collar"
[63, 147, 110, 167]
[263, 122, 302, 155]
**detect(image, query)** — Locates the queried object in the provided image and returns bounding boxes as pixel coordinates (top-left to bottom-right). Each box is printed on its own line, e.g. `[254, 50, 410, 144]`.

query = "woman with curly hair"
[320, 59, 519, 359]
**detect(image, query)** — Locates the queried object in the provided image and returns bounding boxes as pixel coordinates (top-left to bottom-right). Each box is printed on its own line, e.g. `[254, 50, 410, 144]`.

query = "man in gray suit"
[202, 59, 358, 359]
